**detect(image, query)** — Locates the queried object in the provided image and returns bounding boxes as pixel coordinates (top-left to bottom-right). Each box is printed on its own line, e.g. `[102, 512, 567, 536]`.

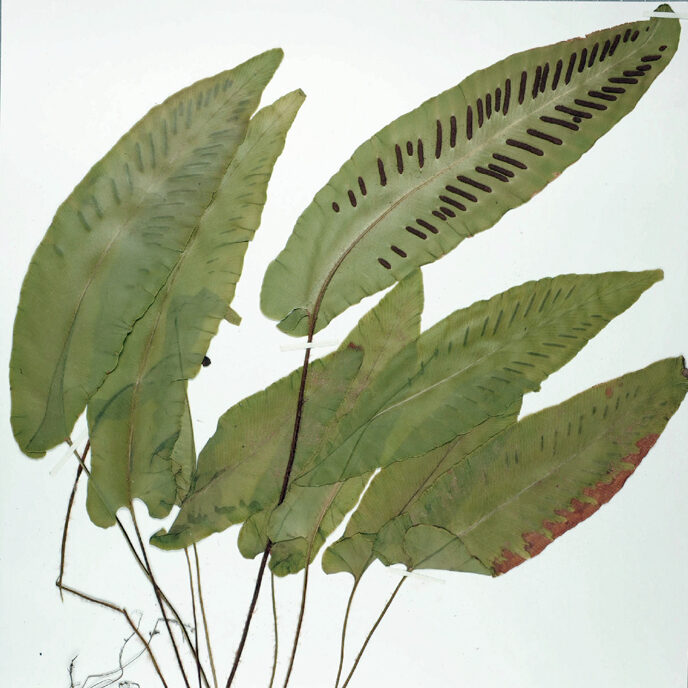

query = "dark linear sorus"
[342, 24, 661, 218]
[350, 24, 668, 219]
[343, 29, 664, 267]
[377, 45, 666, 270]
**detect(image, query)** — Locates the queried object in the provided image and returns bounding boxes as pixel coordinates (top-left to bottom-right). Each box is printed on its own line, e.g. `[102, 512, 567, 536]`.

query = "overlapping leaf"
[323, 411, 517, 580]
[326, 358, 688, 579]
[85, 91, 305, 527]
[11, 49, 283, 456]
[150, 346, 363, 550]
[394, 358, 687, 575]
[260, 272, 424, 575]
[301, 270, 663, 487]
[261, 9, 679, 337]
[153, 271, 423, 553]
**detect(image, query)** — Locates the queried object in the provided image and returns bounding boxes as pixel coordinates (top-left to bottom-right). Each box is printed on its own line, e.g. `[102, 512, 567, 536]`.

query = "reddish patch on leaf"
[522, 530, 551, 557]
[615, 433, 658, 468]
[540, 498, 598, 545]
[605, 386, 613, 398]
[493, 434, 660, 575]
[347, 341, 363, 352]
[492, 548, 525, 574]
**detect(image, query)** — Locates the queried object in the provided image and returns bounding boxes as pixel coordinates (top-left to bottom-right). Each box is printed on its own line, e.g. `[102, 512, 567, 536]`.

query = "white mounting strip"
[280, 339, 338, 352]
[50, 429, 88, 477]
[645, 11, 687, 19]
[386, 567, 445, 585]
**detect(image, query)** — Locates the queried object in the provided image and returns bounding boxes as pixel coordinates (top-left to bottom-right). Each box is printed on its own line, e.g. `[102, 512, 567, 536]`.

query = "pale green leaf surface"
[403, 525, 491, 574]
[406, 357, 688, 575]
[237, 510, 271, 559]
[155, 272, 421, 555]
[267, 475, 370, 577]
[261, 10, 679, 337]
[371, 516, 487, 574]
[303, 270, 662, 487]
[238, 271, 424, 568]
[322, 532, 378, 581]
[11, 49, 283, 456]
[232, 271, 423, 564]
[150, 346, 362, 550]
[85, 91, 304, 527]
[323, 410, 517, 579]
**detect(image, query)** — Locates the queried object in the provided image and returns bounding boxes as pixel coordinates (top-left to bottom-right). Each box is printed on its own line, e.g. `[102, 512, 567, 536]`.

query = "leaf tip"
[263, 47, 284, 63]
[648, 268, 664, 283]
[654, 3, 674, 13]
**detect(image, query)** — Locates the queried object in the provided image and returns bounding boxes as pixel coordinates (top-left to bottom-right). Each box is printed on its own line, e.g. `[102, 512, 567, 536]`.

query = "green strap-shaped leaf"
[150, 346, 362, 550]
[301, 270, 662, 487]
[85, 91, 305, 527]
[399, 357, 688, 575]
[261, 272, 424, 575]
[156, 272, 423, 554]
[261, 9, 679, 337]
[323, 410, 518, 580]
[10, 49, 283, 457]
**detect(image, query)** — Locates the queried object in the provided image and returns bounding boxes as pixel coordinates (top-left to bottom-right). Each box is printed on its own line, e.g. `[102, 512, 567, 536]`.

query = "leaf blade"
[303, 270, 662, 486]
[11, 49, 283, 456]
[262, 272, 425, 573]
[261, 12, 679, 337]
[323, 409, 518, 579]
[407, 357, 688, 574]
[150, 346, 363, 549]
[85, 90, 305, 527]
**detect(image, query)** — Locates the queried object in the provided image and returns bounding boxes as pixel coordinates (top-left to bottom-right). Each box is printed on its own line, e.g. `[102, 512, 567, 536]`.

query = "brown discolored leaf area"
[493, 433, 661, 574]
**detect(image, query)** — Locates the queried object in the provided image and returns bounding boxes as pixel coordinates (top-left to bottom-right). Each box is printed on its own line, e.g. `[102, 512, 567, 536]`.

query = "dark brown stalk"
[340, 578, 406, 688]
[284, 484, 340, 688]
[131, 508, 192, 688]
[334, 578, 360, 688]
[281, 553, 310, 688]
[67, 439, 210, 688]
[269, 573, 279, 688]
[57, 581, 169, 688]
[185, 548, 202, 688]
[225, 543, 272, 686]
[277, 344, 313, 504]
[194, 544, 219, 688]
[58, 441, 89, 600]
[119, 516, 209, 688]
[225, 341, 313, 688]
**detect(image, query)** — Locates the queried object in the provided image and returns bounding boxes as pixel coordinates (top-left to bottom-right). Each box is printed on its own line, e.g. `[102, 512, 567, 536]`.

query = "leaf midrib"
[31, 74, 259, 448]
[453, 406, 636, 541]
[308, 22, 659, 329]
[370, 277, 644, 422]
[124, 100, 293, 493]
